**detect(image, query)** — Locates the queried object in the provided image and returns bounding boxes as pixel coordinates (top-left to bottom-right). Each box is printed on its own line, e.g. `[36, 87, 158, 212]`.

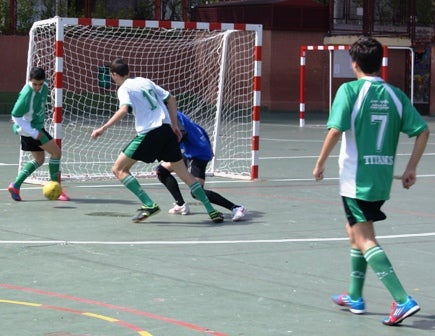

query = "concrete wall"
[0, 35, 29, 92]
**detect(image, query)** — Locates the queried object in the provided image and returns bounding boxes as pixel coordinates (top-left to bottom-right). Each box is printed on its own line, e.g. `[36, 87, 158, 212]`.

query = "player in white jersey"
[91, 58, 224, 223]
[313, 37, 429, 326]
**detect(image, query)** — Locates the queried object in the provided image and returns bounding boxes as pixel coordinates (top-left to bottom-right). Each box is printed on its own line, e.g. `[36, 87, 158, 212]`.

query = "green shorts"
[342, 197, 386, 225]
[123, 124, 182, 163]
[21, 129, 52, 151]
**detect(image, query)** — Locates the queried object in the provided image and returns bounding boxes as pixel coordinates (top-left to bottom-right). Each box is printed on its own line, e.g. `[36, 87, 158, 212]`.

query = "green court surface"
[1, 113, 435, 336]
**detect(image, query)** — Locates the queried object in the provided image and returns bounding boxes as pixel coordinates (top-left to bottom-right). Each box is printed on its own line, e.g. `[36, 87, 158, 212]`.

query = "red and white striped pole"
[299, 46, 306, 127]
[382, 45, 388, 80]
[54, 18, 64, 181]
[251, 30, 262, 179]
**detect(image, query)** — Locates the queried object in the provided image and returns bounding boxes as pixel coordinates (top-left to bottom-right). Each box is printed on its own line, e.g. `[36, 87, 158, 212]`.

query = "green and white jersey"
[117, 77, 171, 134]
[328, 77, 428, 201]
[11, 82, 48, 138]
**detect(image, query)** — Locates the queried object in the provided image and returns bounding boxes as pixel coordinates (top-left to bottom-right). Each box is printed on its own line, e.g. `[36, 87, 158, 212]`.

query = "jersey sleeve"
[399, 91, 428, 137]
[11, 116, 39, 139]
[11, 85, 31, 117]
[149, 80, 170, 102]
[117, 86, 132, 108]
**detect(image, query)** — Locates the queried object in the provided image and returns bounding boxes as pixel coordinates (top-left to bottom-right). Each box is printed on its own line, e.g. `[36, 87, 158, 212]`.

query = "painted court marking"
[1, 232, 435, 246]
[0, 298, 152, 336]
[2, 233, 433, 335]
[0, 284, 228, 336]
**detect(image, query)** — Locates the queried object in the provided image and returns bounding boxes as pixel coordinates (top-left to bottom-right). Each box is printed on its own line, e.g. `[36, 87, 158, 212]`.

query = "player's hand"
[172, 126, 182, 142]
[401, 169, 416, 189]
[313, 164, 325, 181]
[91, 127, 104, 139]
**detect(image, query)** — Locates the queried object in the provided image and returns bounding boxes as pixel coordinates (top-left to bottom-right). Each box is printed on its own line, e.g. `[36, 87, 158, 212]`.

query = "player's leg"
[40, 136, 61, 182]
[346, 222, 368, 301]
[343, 198, 419, 324]
[156, 162, 189, 215]
[346, 199, 408, 303]
[40, 131, 70, 200]
[113, 152, 156, 209]
[332, 198, 381, 314]
[8, 136, 44, 201]
[170, 159, 223, 223]
[189, 158, 247, 221]
[157, 124, 222, 223]
[351, 220, 419, 325]
[118, 136, 160, 222]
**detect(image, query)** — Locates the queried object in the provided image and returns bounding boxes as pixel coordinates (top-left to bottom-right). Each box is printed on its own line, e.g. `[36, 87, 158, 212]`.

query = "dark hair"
[29, 67, 46, 80]
[349, 36, 383, 74]
[110, 58, 129, 76]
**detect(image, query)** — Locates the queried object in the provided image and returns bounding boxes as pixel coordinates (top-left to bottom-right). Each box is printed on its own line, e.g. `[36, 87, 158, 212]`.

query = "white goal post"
[21, 17, 262, 182]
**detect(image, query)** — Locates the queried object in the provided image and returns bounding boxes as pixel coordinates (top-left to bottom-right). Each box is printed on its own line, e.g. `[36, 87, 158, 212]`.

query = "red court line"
[0, 299, 152, 336]
[0, 283, 228, 336]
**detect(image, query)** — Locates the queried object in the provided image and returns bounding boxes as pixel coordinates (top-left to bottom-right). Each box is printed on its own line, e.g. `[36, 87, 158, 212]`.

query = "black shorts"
[342, 197, 386, 226]
[185, 157, 208, 180]
[123, 123, 182, 163]
[21, 129, 52, 152]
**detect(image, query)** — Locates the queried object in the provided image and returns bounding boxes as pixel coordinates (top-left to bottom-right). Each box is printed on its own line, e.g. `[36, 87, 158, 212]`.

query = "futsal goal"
[299, 45, 414, 127]
[21, 17, 262, 182]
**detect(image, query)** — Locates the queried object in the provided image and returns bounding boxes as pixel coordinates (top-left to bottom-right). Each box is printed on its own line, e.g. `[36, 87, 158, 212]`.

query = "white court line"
[1, 232, 435, 246]
[260, 152, 435, 160]
[269, 174, 435, 182]
[1, 174, 434, 191]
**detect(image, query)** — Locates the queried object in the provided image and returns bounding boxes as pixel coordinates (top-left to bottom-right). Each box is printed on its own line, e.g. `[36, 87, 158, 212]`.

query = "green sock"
[364, 245, 408, 304]
[190, 181, 215, 213]
[348, 248, 367, 300]
[49, 158, 60, 182]
[121, 175, 155, 208]
[15, 160, 40, 187]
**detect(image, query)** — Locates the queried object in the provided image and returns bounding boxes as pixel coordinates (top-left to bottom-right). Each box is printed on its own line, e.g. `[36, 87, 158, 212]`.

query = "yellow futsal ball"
[42, 181, 62, 200]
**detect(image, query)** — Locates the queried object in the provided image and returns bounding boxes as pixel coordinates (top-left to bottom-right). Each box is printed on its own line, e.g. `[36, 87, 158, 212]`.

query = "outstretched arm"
[91, 105, 129, 139]
[313, 127, 342, 181]
[401, 128, 430, 189]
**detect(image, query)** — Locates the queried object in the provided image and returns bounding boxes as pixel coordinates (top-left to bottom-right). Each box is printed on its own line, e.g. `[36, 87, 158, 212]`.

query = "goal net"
[21, 17, 262, 182]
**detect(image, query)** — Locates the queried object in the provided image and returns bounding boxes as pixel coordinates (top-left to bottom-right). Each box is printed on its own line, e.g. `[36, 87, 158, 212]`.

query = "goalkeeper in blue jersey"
[156, 111, 247, 222]
[313, 36, 429, 326]
[8, 67, 69, 201]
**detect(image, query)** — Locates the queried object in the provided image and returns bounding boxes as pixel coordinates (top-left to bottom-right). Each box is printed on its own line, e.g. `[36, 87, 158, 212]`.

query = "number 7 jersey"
[327, 76, 428, 201]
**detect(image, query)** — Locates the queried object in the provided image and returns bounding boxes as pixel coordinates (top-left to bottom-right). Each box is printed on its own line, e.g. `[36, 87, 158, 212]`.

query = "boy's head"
[349, 36, 383, 75]
[110, 58, 129, 77]
[29, 67, 46, 92]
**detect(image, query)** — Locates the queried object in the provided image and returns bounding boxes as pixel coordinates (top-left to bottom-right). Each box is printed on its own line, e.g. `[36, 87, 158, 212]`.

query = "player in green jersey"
[8, 67, 69, 201]
[313, 37, 429, 326]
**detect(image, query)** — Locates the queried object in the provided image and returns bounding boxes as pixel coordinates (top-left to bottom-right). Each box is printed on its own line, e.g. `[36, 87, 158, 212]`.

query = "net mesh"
[21, 18, 257, 181]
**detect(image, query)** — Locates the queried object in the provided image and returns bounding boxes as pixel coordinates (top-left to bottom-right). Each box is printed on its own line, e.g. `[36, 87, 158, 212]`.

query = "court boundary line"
[1, 232, 435, 246]
[0, 173, 433, 192]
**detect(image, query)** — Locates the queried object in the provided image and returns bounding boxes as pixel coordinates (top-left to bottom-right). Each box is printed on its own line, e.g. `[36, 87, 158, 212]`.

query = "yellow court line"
[83, 312, 119, 322]
[0, 299, 41, 307]
[0, 298, 153, 336]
